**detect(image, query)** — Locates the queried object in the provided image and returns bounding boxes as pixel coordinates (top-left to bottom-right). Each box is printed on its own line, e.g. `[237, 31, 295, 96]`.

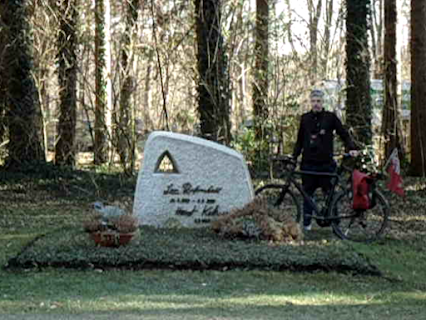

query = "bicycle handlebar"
[271, 153, 355, 165]
[270, 155, 297, 166]
[271, 153, 360, 178]
[270, 153, 385, 181]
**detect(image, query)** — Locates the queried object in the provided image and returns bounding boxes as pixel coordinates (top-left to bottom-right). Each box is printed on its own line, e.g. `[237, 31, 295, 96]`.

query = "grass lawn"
[1, 167, 426, 319]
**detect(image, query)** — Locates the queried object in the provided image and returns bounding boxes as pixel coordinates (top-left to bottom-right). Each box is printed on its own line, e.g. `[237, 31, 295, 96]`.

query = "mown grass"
[1, 167, 426, 319]
[1, 268, 425, 319]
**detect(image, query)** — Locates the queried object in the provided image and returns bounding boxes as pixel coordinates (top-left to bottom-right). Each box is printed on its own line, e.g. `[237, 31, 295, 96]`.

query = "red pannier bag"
[352, 169, 372, 210]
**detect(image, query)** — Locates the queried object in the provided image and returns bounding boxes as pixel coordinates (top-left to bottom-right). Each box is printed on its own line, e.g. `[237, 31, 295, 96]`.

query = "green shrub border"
[4, 226, 381, 276]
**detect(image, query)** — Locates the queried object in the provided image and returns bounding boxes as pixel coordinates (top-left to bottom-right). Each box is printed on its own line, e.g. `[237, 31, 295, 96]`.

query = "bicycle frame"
[281, 167, 347, 221]
[259, 155, 390, 242]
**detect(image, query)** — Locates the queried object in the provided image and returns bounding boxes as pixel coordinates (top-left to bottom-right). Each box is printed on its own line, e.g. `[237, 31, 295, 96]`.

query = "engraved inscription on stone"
[162, 183, 224, 224]
[133, 131, 254, 227]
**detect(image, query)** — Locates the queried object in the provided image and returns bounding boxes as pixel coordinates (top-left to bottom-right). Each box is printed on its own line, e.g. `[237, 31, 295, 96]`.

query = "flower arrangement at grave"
[83, 200, 139, 247]
[211, 197, 303, 242]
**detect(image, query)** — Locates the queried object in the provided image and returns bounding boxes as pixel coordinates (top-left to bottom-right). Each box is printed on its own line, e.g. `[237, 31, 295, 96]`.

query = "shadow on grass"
[4, 226, 381, 276]
[1, 292, 426, 320]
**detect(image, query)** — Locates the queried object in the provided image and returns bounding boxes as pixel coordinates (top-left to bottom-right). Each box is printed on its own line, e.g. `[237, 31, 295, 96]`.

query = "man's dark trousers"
[301, 161, 336, 227]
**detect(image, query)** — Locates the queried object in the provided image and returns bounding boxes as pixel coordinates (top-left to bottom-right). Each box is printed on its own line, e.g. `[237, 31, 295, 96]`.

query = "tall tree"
[253, 0, 269, 141]
[194, 0, 231, 144]
[381, 0, 403, 162]
[117, 0, 139, 175]
[307, 0, 322, 84]
[370, 0, 384, 78]
[0, 0, 45, 168]
[322, 0, 333, 77]
[345, 0, 373, 147]
[0, 12, 6, 146]
[410, 0, 426, 176]
[55, 0, 78, 167]
[94, 0, 109, 164]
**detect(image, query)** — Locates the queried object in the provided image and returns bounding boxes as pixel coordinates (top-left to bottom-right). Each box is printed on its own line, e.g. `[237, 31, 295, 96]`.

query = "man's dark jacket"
[293, 109, 356, 165]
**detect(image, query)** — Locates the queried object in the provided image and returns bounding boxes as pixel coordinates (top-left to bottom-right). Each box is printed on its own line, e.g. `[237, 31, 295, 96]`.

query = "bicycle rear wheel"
[330, 189, 389, 243]
[255, 184, 301, 223]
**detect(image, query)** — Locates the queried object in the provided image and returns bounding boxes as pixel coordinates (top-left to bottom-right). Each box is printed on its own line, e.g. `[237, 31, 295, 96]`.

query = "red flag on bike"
[386, 148, 405, 197]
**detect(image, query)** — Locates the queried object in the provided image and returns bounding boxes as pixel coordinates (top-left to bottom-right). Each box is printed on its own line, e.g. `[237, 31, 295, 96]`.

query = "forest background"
[2, 3, 426, 317]
[1, 0, 425, 178]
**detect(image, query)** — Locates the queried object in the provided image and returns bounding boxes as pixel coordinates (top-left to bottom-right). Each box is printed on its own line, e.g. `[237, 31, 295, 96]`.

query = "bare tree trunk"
[143, 50, 154, 131]
[307, 0, 322, 84]
[381, 0, 403, 163]
[345, 0, 373, 147]
[194, 0, 231, 144]
[238, 62, 247, 123]
[0, 21, 5, 145]
[253, 0, 269, 140]
[55, 0, 78, 167]
[104, 0, 113, 162]
[284, 0, 297, 55]
[1, 0, 45, 168]
[370, 0, 384, 78]
[117, 0, 139, 175]
[38, 67, 49, 160]
[250, 0, 269, 175]
[94, 0, 108, 164]
[410, 0, 426, 176]
[322, 0, 333, 77]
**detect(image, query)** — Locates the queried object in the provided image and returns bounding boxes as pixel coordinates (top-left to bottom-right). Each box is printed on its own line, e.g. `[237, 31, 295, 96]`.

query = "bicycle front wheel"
[330, 189, 389, 243]
[255, 184, 301, 223]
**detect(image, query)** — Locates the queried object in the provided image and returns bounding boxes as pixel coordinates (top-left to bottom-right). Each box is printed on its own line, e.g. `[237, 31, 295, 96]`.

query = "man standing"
[293, 89, 358, 230]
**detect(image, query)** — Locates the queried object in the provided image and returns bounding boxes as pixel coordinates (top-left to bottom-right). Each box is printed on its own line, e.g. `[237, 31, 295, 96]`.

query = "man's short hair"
[310, 89, 324, 99]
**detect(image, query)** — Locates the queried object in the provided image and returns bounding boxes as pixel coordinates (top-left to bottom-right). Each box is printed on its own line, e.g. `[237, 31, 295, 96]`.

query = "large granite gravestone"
[133, 131, 254, 227]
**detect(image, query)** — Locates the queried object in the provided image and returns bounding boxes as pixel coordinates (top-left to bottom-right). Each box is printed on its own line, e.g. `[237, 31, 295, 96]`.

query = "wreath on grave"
[211, 197, 303, 242]
[83, 201, 139, 247]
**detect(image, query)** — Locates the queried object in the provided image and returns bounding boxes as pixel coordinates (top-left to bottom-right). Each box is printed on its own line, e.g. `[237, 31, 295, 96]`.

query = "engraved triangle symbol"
[155, 151, 179, 173]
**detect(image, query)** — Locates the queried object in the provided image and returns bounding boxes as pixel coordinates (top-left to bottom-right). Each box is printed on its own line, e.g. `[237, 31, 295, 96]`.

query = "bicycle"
[255, 154, 390, 243]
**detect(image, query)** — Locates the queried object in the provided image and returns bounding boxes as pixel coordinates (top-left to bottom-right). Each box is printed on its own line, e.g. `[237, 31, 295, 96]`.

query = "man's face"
[311, 97, 323, 113]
